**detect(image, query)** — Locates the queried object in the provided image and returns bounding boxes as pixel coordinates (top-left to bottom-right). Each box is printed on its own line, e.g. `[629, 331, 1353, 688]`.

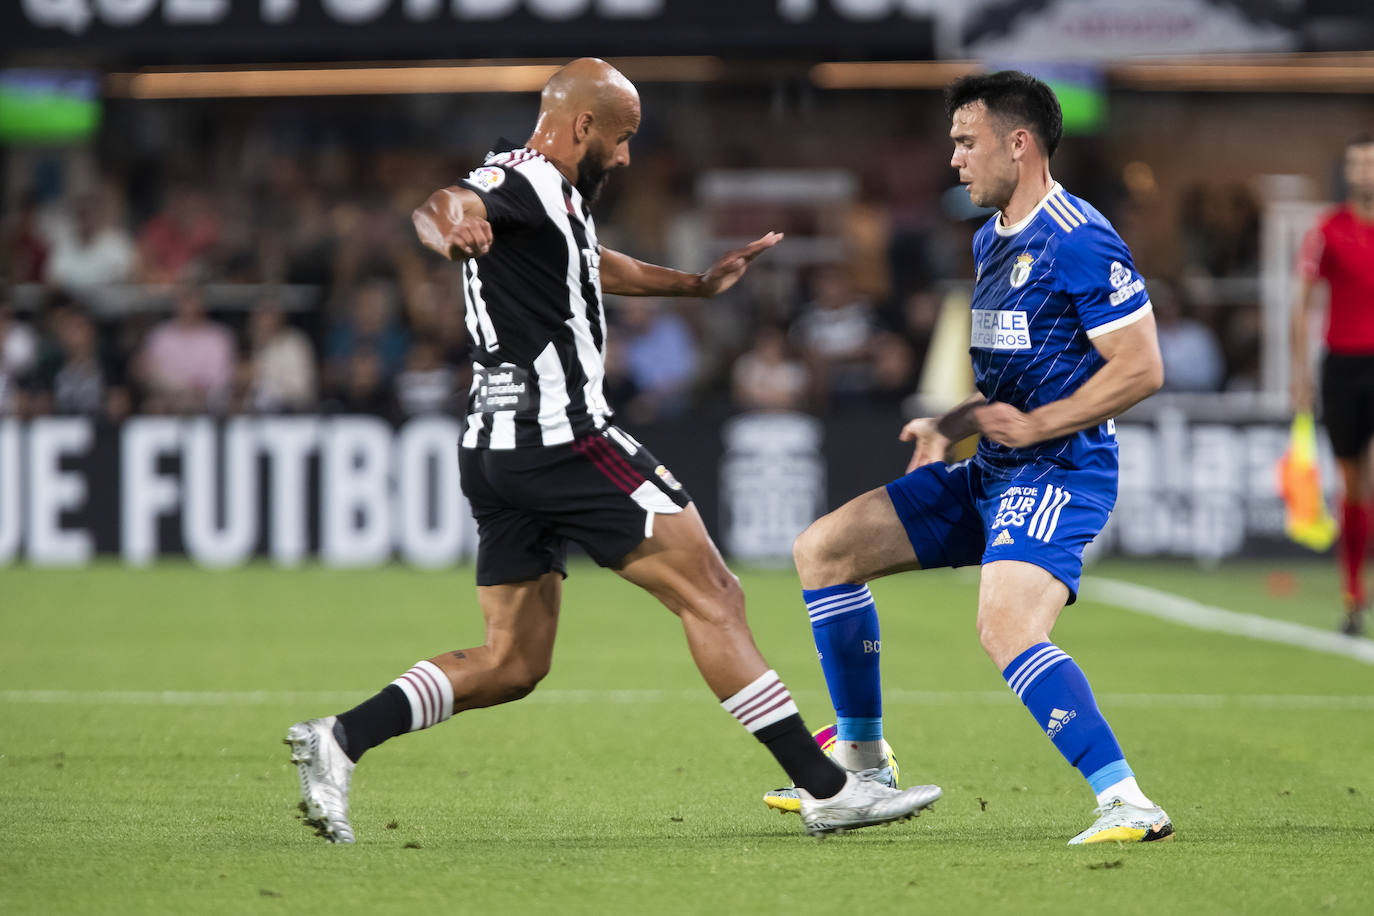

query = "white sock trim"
[721, 669, 799, 734]
[831, 739, 887, 771]
[391, 660, 455, 732]
[1096, 775, 1154, 809]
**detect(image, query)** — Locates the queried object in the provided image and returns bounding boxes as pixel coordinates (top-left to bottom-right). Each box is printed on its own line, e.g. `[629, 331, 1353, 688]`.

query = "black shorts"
[459, 425, 693, 586]
[1321, 353, 1374, 458]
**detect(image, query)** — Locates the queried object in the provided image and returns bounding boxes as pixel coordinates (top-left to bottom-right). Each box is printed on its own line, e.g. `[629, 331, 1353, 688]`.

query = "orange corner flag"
[1277, 411, 1337, 551]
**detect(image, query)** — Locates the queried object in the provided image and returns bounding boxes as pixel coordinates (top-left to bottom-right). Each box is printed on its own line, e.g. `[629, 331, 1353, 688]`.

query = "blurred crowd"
[0, 99, 1263, 425]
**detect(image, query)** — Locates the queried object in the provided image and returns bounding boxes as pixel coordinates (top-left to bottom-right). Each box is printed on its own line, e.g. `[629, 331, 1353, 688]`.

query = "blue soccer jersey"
[968, 183, 1151, 476]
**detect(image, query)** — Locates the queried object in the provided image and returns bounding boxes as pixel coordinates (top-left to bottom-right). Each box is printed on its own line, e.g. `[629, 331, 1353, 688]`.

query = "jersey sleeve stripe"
[1084, 299, 1153, 339]
[1043, 204, 1073, 233]
[1055, 194, 1087, 223]
[1046, 194, 1081, 228]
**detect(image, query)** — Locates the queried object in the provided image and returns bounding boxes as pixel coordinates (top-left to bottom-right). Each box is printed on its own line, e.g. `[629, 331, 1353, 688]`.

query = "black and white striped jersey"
[456, 145, 612, 449]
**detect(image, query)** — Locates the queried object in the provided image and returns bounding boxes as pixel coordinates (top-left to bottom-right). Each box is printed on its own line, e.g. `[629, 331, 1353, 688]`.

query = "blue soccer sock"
[804, 584, 883, 766]
[1002, 642, 1149, 804]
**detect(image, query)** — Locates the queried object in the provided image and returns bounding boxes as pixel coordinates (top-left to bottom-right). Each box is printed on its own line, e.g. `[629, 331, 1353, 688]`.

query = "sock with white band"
[334, 660, 455, 763]
[722, 669, 845, 799]
[391, 660, 456, 732]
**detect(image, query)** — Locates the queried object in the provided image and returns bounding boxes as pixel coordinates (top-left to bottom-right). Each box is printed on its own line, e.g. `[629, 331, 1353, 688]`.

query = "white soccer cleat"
[286, 716, 356, 844]
[1067, 797, 1174, 846]
[797, 769, 941, 836]
[764, 762, 897, 814]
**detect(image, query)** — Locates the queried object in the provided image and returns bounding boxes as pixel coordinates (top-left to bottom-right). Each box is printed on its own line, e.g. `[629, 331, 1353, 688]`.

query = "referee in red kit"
[1292, 134, 1374, 636]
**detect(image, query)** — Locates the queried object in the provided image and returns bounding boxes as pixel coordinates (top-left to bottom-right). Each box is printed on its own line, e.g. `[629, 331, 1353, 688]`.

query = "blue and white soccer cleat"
[1067, 797, 1174, 845]
[286, 716, 356, 844]
[797, 770, 941, 836]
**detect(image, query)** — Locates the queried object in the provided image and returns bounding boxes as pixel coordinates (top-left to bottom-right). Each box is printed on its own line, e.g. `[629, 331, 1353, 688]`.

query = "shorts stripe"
[1040, 489, 1071, 541]
[592, 435, 646, 488]
[572, 436, 636, 494]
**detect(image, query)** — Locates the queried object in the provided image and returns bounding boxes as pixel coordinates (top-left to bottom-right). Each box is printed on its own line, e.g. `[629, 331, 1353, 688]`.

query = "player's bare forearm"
[1022, 315, 1164, 442]
[600, 232, 782, 299]
[412, 186, 490, 260]
[598, 247, 704, 296]
[936, 394, 987, 441]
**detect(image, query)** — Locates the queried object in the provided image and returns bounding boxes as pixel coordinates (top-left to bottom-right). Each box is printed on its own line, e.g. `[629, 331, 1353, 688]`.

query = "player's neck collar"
[995, 181, 1062, 238]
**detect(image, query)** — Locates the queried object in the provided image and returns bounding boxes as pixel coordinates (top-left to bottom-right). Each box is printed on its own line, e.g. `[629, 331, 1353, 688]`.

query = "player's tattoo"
[452, 651, 466, 660]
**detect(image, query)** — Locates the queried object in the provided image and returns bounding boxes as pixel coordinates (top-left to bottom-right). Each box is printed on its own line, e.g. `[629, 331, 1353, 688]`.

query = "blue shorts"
[885, 459, 1117, 603]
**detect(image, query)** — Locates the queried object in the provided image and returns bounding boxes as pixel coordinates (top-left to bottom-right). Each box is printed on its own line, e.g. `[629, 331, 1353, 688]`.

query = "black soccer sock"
[334, 684, 410, 763]
[755, 714, 847, 799]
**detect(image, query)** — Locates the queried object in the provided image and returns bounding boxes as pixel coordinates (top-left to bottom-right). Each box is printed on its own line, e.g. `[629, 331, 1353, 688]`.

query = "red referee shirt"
[1299, 205, 1374, 355]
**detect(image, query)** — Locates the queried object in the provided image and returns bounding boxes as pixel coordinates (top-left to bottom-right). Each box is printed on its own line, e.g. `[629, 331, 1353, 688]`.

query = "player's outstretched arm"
[411, 187, 492, 260]
[599, 232, 783, 298]
[977, 314, 1164, 449]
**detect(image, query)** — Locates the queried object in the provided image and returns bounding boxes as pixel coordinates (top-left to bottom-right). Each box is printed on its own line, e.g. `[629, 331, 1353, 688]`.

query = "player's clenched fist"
[444, 215, 493, 260]
[411, 186, 493, 261]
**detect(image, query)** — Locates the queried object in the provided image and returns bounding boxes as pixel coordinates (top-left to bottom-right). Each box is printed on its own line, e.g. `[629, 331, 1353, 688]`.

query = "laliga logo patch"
[466, 167, 505, 192]
[655, 464, 683, 491]
[1009, 253, 1034, 289]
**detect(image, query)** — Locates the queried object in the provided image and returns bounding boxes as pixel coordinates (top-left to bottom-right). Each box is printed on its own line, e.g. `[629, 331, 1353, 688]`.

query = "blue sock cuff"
[1086, 759, 1134, 794]
[803, 583, 875, 625]
[802, 583, 869, 603]
[1001, 642, 1072, 700]
[836, 717, 884, 742]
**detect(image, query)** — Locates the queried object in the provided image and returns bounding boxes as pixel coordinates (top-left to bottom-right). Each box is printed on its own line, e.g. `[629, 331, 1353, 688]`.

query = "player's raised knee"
[793, 517, 852, 584]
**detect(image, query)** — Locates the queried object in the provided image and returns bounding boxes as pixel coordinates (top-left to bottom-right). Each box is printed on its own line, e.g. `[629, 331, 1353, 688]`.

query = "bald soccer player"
[285, 59, 940, 844]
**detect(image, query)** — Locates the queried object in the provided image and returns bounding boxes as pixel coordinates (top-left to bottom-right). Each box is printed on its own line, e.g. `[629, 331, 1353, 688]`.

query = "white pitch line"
[1083, 576, 1374, 666]
[2, 688, 1372, 710]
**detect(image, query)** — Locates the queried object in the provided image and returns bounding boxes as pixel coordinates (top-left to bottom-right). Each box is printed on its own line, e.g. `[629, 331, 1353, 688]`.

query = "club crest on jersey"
[466, 166, 505, 191]
[1009, 253, 1034, 289]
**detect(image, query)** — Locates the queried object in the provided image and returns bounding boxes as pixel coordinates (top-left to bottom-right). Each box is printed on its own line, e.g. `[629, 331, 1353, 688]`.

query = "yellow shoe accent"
[1080, 825, 1147, 844]
[763, 790, 801, 814]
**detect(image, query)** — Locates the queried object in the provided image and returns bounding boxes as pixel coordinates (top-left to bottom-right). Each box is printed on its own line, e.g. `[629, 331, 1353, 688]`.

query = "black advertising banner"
[1, 1, 937, 62]
[0, 409, 1332, 567]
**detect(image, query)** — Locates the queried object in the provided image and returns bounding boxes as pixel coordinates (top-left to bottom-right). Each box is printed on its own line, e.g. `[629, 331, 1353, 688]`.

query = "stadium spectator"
[136, 285, 236, 413]
[1291, 134, 1374, 636]
[1179, 182, 1260, 278]
[610, 297, 698, 422]
[393, 337, 457, 418]
[2, 189, 50, 285]
[792, 266, 881, 407]
[44, 192, 138, 290]
[246, 298, 317, 412]
[33, 309, 128, 421]
[731, 323, 810, 412]
[0, 302, 40, 416]
[1153, 283, 1225, 392]
[325, 347, 394, 420]
[137, 184, 221, 283]
[324, 279, 410, 393]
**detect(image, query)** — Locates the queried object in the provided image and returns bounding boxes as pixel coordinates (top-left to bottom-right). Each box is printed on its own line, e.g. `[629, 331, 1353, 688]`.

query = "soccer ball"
[810, 723, 900, 785]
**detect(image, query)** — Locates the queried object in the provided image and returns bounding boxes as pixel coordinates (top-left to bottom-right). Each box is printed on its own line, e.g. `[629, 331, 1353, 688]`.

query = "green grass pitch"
[2, 559, 1372, 914]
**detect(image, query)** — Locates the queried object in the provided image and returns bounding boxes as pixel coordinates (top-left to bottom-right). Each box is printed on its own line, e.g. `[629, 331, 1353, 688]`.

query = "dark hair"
[944, 70, 1063, 159]
[1347, 133, 1374, 152]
